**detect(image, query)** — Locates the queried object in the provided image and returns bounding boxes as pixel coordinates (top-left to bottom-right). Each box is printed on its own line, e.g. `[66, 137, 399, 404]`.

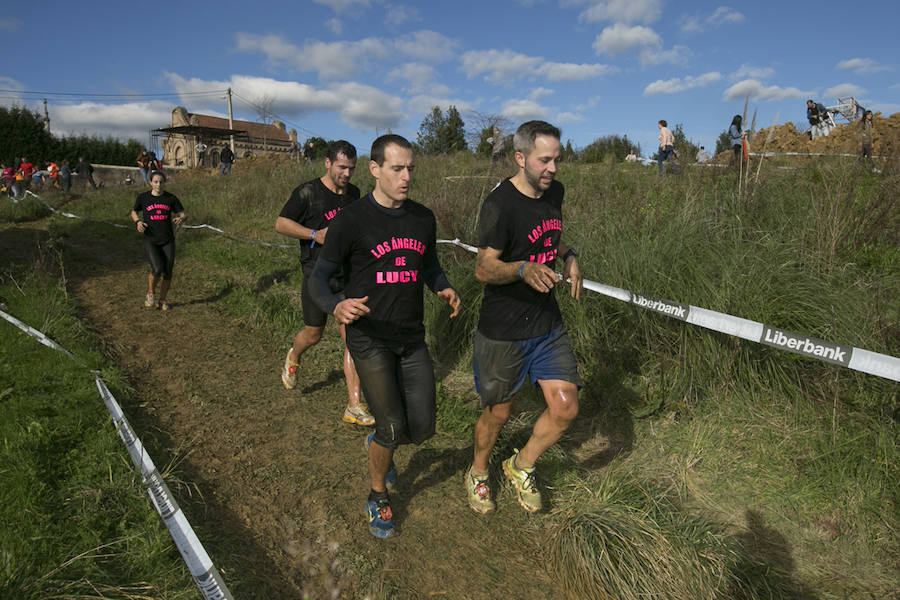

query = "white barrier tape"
[183, 223, 297, 249]
[0, 308, 75, 359]
[28, 191, 131, 229]
[435, 238, 900, 382]
[0, 307, 232, 599]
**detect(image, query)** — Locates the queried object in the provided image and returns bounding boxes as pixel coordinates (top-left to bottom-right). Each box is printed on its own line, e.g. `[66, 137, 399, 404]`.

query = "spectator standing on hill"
[487, 126, 506, 163]
[465, 120, 583, 516]
[46, 161, 59, 189]
[130, 170, 186, 311]
[219, 145, 234, 177]
[59, 160, 72, 196]
[806, 99, 832, 139]
[275, 140, 375, 429]
[136, 150, 151, 184]
[76, 156, 97, 189]
[302, 140, 315, 163]
[195, 140, 207, 167]
[657, 120, 680, 174]
[729, 115, 747, 169]
[625, 148, 639, 162]
[2, 163, 17, 197]
[309, 134, 460, 539]
[857, 110, 875, 170]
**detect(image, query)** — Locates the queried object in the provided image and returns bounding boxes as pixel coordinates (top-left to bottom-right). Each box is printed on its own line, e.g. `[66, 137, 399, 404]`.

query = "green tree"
[0, 105, 54, 165]
[714, 130, 731, 156]
[580, 134, 639, 163]
[671, 124, 698, 163]
[416, 106, 467, 154]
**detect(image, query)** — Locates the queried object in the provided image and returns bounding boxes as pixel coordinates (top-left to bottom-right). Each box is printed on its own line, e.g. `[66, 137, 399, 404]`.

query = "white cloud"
[0, 18, 21, 30]
[733, 64, 774, 80]
[500, 99, 549, 122]
[388, 63, 450, 95]
[680, 6, 744, 33]
[529, 87, 555, 100]
[574, 96, 602, 111]
[312, 0, 370, 11]
[593, 24, 660, 55]
[0, 76, 25, 94]
[824, 83, 867, 98]
[460, 49, 612, 83]
[639, 45, 691, 67]
[868, 102, 900, 114]
[52, 101, 175, 142]
[235, 31, 455, 80]
[555, 111, 583, 123]
[325, 18, 343, 35]
[644, 71, 721, 95]
[835, 57, 892, 75]
[386, 4, 419, 26]
[536, 61, 617, 81]
[579, 0, 663, 25]
[166, 73, 405, 132]
[394, 31, 457, 63]
[891, 83, 900, 90]
[723, 79, 815, 101]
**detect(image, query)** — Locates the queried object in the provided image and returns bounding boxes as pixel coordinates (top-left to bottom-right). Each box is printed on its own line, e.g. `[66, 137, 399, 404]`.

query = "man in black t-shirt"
[308, 134, 460, 539]
[275, 140, 375, 428]
[466, 120, 584, 515]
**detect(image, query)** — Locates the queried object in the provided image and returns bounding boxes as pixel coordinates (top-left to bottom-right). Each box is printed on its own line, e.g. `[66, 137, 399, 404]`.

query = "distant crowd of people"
[1, 156, 99, 198]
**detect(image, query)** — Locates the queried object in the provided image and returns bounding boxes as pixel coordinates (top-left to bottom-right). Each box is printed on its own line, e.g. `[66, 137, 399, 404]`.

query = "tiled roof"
[190, 113, 291, 141]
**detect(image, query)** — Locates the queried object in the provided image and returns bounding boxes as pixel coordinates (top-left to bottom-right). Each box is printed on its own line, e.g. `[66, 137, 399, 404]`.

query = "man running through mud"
[309, 134, 461, 538]
[466, 120, 584, 515]
[275, 140, 375, 427]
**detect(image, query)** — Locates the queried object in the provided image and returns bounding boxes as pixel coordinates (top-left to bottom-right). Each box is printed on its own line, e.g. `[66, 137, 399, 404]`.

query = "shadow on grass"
[254, 268, 293, 294]
[733, 509, 820, 600]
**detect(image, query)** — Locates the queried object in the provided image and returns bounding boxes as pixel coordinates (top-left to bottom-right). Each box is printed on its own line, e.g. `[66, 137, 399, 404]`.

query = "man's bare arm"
[476, 246, 558, 293]
[274, 216, 327, 243]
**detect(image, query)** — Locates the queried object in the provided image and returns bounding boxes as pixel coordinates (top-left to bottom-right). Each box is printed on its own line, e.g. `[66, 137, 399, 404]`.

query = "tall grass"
[0, 254, 197, 599]
[17, 153, 900, 598]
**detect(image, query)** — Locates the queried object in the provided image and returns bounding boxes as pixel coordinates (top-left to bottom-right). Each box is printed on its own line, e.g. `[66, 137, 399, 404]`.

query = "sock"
[368, 489, 389, 503]
[514, 453, 534, 471]
[470, 466, 488, 478]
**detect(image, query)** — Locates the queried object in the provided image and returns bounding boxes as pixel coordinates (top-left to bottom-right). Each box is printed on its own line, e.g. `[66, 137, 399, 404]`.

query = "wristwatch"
[562, 248, 578, 262]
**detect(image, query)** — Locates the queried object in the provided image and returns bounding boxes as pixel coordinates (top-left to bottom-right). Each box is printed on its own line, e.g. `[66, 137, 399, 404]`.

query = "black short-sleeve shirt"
[321, 194, 440, 345]
[279, 178, 360, 269]
[133, 190, 184, 245]
[476, 178, 564, 341]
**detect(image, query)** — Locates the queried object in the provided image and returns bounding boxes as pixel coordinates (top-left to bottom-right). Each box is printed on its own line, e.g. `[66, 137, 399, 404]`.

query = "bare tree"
[255, 95, 275, 152]
[465, 110, 513, 155]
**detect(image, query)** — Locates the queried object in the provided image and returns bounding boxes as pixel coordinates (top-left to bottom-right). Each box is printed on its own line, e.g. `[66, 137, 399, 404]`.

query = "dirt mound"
[712, 112, 900, 161]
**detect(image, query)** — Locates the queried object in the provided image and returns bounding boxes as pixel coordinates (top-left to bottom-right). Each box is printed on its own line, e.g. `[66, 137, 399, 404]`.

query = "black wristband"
[562, 248, 578, 261]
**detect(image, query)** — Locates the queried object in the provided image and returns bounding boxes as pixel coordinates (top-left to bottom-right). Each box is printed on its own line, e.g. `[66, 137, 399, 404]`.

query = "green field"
[2, 154, 898, 599]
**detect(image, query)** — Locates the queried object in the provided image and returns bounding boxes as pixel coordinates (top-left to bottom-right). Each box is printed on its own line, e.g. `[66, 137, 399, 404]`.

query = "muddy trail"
[40, 222, 560, 599]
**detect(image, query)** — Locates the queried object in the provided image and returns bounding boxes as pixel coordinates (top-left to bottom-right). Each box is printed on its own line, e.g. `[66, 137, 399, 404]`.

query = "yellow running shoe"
[502, 450, 541, 513]
[343, 404, 375, 426]
[281, 349, 299, 390]
[465, 466, 495, 514]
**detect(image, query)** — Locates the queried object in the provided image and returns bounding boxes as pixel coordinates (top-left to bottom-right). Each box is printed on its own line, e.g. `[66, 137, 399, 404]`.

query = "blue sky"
[2, 0, 897, 158]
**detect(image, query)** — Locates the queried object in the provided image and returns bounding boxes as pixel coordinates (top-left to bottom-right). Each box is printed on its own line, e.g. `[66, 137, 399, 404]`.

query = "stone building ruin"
[158, 106, 299, 168]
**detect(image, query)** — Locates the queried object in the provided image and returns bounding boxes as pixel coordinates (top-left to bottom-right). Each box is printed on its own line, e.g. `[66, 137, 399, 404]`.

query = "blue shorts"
[472, 325, 582, 407]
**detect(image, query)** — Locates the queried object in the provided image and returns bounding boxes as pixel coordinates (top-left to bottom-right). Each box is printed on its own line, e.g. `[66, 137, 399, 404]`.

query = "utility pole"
[42, 98, 50, 134]
[226, 87, 235, 153]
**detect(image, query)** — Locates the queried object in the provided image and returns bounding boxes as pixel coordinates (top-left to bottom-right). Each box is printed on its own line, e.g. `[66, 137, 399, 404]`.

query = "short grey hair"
[513, 120, 561, 155]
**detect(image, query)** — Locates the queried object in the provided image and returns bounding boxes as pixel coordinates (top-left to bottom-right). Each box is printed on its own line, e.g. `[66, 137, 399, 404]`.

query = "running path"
[61, 228, 558, 599]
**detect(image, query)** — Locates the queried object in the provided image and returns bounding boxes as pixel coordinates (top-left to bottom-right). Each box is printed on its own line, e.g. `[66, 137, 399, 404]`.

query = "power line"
[0, 88, 226, 99]
[231, 90, 322, 139]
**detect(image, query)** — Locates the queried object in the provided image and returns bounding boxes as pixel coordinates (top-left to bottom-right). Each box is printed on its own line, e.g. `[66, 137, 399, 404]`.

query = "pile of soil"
[712, 111, 900, 161]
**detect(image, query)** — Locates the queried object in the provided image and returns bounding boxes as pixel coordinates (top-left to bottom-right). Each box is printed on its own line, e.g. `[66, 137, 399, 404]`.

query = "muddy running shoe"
[159, 300, 170, 311]
[465, 466, 495, 514]
[343, 404, 375, 426]
[502, 450, 542, 513]
[143, 292, 155, 308]
[365, 497, 396, 538]
[281, 349, 299, 390]
[365, 432, 397, 489]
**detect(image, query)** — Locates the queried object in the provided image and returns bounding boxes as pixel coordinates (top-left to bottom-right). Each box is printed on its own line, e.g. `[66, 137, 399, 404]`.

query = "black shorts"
[300, 263, 345, 327]
[472, 325, 582, 407]
[143, 238, 175, 279]
[346, 327, 436, 450]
